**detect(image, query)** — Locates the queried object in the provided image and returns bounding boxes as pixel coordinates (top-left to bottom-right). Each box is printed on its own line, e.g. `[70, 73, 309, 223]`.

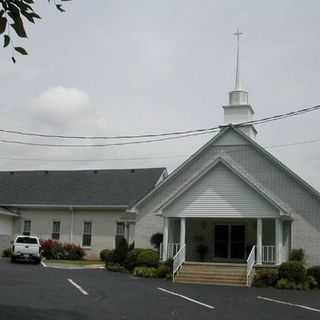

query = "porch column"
[162, 217, 169, 261]
[256, 218, 262, 265]
[180, 218, 186, 249]
[275, 218, 283, 265]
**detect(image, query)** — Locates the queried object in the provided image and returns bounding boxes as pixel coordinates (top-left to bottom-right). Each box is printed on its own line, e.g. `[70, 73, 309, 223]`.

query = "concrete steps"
[174, 262, 247, 287]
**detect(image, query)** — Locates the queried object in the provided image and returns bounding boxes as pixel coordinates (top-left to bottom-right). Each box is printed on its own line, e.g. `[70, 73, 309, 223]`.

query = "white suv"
[11, 235, 42, 264]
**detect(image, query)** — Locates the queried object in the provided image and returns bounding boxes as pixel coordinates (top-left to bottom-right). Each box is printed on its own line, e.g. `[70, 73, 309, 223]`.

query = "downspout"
[70, 207, 74, 243]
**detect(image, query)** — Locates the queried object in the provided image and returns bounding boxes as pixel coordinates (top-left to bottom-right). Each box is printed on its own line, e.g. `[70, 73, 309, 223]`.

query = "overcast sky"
[0, 0, 320, 189]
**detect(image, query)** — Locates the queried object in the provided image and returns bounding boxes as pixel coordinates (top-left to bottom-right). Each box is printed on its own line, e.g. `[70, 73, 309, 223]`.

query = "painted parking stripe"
[158, 287, 215, 310]
[257, 296, 320, 313]
[67, 279, 89, 296]
[40, 261, 47, 268]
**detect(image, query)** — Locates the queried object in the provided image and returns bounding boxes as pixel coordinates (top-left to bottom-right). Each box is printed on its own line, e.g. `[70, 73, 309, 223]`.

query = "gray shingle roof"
[0, 168, 166, 207]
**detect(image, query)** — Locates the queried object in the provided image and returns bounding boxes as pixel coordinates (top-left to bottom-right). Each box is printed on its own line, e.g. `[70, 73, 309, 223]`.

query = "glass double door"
[214, 224, 245, 260]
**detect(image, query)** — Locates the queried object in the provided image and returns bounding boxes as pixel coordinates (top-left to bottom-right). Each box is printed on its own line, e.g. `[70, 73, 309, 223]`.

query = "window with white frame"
[52, 221, 61, 240]
[116, 222, 125, 237]
[23, 220, 31, 236]
[82, 221, 92, 247]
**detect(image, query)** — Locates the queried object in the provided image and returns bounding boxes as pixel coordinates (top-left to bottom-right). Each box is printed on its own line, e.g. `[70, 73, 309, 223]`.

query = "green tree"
[0, 0, 71, 62]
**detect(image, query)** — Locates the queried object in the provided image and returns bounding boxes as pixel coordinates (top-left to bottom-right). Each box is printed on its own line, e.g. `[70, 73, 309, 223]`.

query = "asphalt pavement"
[0, 258, 319, 320]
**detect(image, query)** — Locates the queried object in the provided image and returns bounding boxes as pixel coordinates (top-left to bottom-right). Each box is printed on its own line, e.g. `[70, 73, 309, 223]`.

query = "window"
[52, 221, 61, 240]
[82, 221, 92, 247]
[16, 237, 38, 244]
[116, 222, 125, 236]
[23, 220, 31, 236]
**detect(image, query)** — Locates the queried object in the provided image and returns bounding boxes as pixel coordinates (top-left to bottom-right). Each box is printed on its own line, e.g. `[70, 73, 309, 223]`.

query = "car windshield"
[16, 237, 38, 244]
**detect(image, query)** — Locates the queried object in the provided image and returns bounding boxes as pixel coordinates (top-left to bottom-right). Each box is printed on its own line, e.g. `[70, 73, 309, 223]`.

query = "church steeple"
[223, 29, 257, 139]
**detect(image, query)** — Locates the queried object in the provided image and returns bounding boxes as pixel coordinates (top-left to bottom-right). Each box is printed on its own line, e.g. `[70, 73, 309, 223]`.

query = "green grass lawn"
[44, 259, 104, 266]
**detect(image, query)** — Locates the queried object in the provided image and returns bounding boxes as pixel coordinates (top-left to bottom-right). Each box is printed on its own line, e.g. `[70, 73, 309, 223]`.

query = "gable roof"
[132, 125, 320, 211]
[154, 152, 292, 215]
[0, 168, 166, 207]
[0, 207, 18, 217]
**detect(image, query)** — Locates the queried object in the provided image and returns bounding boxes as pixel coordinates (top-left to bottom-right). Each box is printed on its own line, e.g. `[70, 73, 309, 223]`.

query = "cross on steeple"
[233, 28, 243, 90]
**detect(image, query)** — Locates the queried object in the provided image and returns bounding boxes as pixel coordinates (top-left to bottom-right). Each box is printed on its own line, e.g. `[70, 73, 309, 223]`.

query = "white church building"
[0, 32, 320, 286]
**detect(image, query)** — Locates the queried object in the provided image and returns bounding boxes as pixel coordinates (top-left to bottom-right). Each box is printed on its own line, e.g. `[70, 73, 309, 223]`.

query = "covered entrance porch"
[161, 217, 291, 266]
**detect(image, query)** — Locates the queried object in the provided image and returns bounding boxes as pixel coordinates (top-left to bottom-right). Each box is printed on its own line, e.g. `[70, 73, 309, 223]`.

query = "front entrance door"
[214, 224, 245, 260]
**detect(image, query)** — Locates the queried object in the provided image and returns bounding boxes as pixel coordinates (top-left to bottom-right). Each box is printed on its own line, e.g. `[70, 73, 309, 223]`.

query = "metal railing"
[246, 245, 256, 287]
[159, 243, 180, 261]
[262, 245, 276, 264]
[173, 244, 186, 281]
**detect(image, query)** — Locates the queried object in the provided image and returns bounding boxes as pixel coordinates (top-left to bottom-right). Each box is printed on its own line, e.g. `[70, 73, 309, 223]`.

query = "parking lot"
[0, 258, 319, 320]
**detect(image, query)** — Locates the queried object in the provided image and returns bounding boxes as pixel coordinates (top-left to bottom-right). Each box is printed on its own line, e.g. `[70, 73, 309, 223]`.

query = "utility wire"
[1, 136, 320, 161]
[0, 104, 319, 140]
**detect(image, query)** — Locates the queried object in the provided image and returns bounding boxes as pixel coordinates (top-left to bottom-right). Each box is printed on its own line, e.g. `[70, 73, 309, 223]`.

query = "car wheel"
[10, 256, 16, 263]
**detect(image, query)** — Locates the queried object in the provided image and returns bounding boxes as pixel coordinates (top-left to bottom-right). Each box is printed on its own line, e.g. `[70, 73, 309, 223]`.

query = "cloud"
[30, 87, 91, 127]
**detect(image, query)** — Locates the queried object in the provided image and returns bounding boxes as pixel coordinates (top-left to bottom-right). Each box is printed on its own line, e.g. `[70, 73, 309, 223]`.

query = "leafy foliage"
[99, 249, 112, 262]
[109, 237, 128, 265]
[106, 263, 127, 273]
[0, 0, 72, 62]
[253, 269, 279, 288]
[307, 266, 320, 288]
[123, 248, 144, 271]
[40, 239, 85, 260]
[150, 233, 163, 249]
[278, 261, 306, 283]
[133, 266, 158, 278]
[289, 249, 305, 262]
[2, 247, 12, 257]
[136, 249, 159, 268]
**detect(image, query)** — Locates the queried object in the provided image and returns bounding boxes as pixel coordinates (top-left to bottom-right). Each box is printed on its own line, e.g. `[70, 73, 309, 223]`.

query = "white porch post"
[180, 218, 186, 249]
[162, 217, 169, 261]
[275, 218, 283, 265]
[256, 218, 262, 265]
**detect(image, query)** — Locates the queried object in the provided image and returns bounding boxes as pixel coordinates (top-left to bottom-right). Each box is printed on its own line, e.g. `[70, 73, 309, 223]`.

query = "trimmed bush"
[100, 249, 112, 262]
[253, 269, 279, 288]
[2, 248, 12, 257]
[305, 275, 318, 289]
[289, 249, 305, 262]
[156, 264, 171, 278]
[123, 248, 144, 271]
[307, 266, 320, 287]
[275, 278, 297, 289]
[40, 239, 85, 260]
[106, 263, 127, 273]
[136, 249, 159, 268]
[133, 266, 157, 278]
[110, 238, 128, 264]
[278, 261, 306, 283]
[150, 233, 163, 250]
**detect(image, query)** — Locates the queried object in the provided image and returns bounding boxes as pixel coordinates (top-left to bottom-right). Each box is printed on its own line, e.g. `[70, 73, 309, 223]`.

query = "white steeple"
[223, 29, 257, 139]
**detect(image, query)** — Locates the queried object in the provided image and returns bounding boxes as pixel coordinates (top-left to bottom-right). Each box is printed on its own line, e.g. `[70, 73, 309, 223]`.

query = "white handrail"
[160, 242, 180, 261]
[172, 244, 186, 281]
[246, 245, 256, 287]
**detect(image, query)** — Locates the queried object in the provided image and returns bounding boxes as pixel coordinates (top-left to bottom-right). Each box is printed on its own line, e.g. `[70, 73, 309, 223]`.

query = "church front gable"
[162, 162, 280, 219]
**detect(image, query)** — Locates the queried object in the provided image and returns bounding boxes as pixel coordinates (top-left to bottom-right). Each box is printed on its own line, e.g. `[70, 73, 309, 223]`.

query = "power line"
[0, 137, 320, 162]
[0, 104, 319, 141]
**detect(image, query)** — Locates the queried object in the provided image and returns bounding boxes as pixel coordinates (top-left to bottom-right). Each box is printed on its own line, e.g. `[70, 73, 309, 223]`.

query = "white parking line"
[40, 261, 47, 268]
[67, 279, 89, 296]
[158, 287, 215, 310]
[257, 296, 320, 313]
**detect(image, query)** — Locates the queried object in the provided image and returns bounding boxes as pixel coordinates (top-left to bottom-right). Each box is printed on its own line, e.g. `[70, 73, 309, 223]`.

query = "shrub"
[156, 264, 171, 278]
[289, 249, 305, 262]
[133, 266, 157, 278]
[62, 243, 85, 260]
[276, 278, 297, 289]
[100, 249, 112, 262]
[123, 248, 144, 271]
[110, 238, 128, 264]
[136, 249, 159, 268]
[278, 261, 306, 283]
[253, 269, 279, 288]
[307, 266, 320, 287]
[150, 233, 163, 250]
[106, 263, 127, 273]
[40, 239, 85, 260]
[2, 248, 12, 257]
[304, 275, 318, 289]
